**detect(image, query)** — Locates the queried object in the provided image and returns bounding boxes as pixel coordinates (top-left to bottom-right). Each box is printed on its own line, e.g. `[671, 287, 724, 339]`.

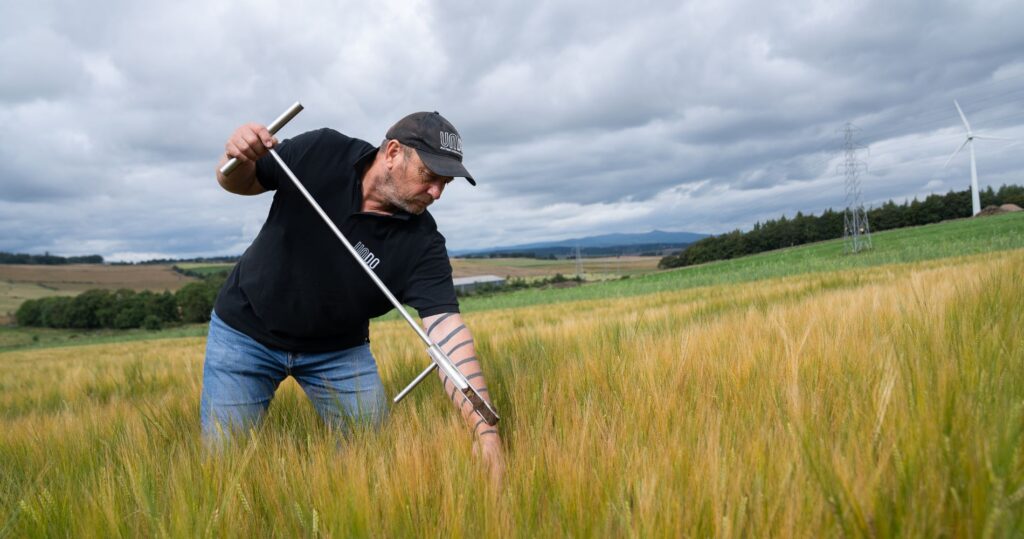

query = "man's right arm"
[215, 122, 278, 195]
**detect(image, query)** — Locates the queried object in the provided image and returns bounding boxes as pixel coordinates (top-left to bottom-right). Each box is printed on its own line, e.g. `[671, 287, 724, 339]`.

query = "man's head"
[369, 111, 475, 215]
[384, 111, 475, 186]
[375, 141, 454, 215]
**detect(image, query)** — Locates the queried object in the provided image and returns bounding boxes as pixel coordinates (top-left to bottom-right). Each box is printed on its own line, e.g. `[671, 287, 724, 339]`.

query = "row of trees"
[660, 184, 1024, 269]
[112, 255, 239, 266]
[0, 252, 103, 264]
[15, 276, 224, 330]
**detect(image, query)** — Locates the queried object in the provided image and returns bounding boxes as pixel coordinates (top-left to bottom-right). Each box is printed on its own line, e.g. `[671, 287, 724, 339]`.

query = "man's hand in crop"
[423, 312, 505, 488]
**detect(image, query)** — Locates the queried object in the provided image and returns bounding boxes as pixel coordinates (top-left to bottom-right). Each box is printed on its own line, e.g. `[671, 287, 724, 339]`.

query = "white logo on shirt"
[354, 241, 381, 270]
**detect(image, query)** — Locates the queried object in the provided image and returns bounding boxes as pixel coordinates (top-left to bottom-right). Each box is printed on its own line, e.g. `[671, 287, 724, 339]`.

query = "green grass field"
[175, 263, 235, 277]
[0, 323, 209, 352]
[451, 255, 661, 279]
[1, 213, 1022, 536]
[443, 212, 1024, 312]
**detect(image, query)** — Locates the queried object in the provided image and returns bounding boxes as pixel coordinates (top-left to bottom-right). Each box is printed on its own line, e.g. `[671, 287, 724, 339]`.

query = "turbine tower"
[944, 99, 1015, 216]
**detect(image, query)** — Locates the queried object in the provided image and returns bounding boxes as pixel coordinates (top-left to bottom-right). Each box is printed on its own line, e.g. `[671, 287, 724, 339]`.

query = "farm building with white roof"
[452, 275, 506, 294]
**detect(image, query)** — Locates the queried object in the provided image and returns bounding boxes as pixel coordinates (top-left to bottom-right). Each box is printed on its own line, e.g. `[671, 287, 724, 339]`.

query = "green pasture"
[174, 263, 235, 277]
[456, 212, 1024, 313]
[0, 324, 209, 353]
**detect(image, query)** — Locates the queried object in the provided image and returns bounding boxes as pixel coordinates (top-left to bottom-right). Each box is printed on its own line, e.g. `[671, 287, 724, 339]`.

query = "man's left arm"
[422, 312, 505, 486]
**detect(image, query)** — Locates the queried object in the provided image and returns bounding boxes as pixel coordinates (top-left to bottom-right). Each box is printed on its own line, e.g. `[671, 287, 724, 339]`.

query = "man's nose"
[428, 184, 443, 200]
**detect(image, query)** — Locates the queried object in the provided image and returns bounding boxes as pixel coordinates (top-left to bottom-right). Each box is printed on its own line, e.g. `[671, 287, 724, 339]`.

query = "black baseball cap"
[385, 111, 476, 185]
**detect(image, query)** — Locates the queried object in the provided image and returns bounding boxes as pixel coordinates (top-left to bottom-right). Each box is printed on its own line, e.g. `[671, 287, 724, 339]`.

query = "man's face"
[381, 146, 454, 215]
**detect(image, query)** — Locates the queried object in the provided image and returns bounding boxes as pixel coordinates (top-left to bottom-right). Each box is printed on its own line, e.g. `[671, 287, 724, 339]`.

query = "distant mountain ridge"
[451, 230, 708, 257]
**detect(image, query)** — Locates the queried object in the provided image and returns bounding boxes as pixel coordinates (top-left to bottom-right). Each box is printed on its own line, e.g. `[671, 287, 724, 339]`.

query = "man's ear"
[383, 139, 403, 170]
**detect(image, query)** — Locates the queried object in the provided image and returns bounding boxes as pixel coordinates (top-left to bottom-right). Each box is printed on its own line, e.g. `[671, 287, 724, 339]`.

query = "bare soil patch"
[0, 264, 196, 291]
[978, 204, 1023, 217]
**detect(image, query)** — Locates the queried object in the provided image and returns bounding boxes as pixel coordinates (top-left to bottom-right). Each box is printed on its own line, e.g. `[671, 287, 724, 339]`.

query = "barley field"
[1, 239, 1021, 537]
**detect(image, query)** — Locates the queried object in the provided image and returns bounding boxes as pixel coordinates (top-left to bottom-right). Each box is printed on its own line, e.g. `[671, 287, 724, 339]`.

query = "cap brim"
[415, 149, 476, 186]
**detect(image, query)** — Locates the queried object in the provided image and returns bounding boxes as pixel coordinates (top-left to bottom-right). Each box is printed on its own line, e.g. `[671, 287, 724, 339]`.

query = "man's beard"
[380, 169, 428, 215]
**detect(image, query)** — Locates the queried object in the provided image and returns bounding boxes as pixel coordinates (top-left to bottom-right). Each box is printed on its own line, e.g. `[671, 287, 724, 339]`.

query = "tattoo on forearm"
[447, 339, 474, 356]
[437, 325, 465, 347]
[426, 312, 455, 335]
[426, 316, 495, 426]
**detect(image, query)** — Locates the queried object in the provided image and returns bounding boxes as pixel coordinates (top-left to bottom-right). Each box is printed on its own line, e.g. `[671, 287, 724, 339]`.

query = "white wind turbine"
[943, 99, 1016, 216]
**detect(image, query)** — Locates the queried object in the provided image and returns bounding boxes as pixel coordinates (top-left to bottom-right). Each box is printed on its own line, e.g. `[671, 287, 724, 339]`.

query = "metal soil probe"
[220, 102, 499, 426]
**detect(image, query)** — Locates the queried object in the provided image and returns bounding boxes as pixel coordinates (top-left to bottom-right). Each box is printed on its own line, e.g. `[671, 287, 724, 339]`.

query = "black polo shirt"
[214, 128, 460, 353]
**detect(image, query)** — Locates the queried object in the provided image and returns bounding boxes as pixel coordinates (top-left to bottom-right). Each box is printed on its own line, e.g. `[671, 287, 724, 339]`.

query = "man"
[202, 111, 504, 483]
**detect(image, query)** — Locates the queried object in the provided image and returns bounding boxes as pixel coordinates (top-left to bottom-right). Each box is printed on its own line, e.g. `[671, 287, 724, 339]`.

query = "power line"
[839, 123, 872, 254]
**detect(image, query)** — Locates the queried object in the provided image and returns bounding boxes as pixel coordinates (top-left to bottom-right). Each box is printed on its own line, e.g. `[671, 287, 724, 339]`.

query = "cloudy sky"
[2, 0, 1022, 261]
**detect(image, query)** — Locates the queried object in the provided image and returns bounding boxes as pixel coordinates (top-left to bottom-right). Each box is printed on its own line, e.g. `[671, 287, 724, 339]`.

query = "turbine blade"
[943, 138, 969, 168]
[972, 134, 1018, 142]
[954, 99, 972, 133]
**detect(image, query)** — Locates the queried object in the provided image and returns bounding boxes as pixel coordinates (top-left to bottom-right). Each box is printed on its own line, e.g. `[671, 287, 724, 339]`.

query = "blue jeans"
[200, 311, 388, 444]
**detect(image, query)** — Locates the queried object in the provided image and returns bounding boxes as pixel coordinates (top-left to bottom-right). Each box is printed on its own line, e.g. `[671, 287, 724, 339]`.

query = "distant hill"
[452, 230, 709, 258]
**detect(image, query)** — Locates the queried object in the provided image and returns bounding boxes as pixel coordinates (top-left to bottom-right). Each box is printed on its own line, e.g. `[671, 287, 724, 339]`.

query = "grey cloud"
[0, 28, 89, 102]
[2, 0, 1023, 259]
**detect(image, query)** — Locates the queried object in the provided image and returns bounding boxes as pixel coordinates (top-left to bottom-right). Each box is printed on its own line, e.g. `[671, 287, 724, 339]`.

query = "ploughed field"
[1, 215, 1023, 536]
